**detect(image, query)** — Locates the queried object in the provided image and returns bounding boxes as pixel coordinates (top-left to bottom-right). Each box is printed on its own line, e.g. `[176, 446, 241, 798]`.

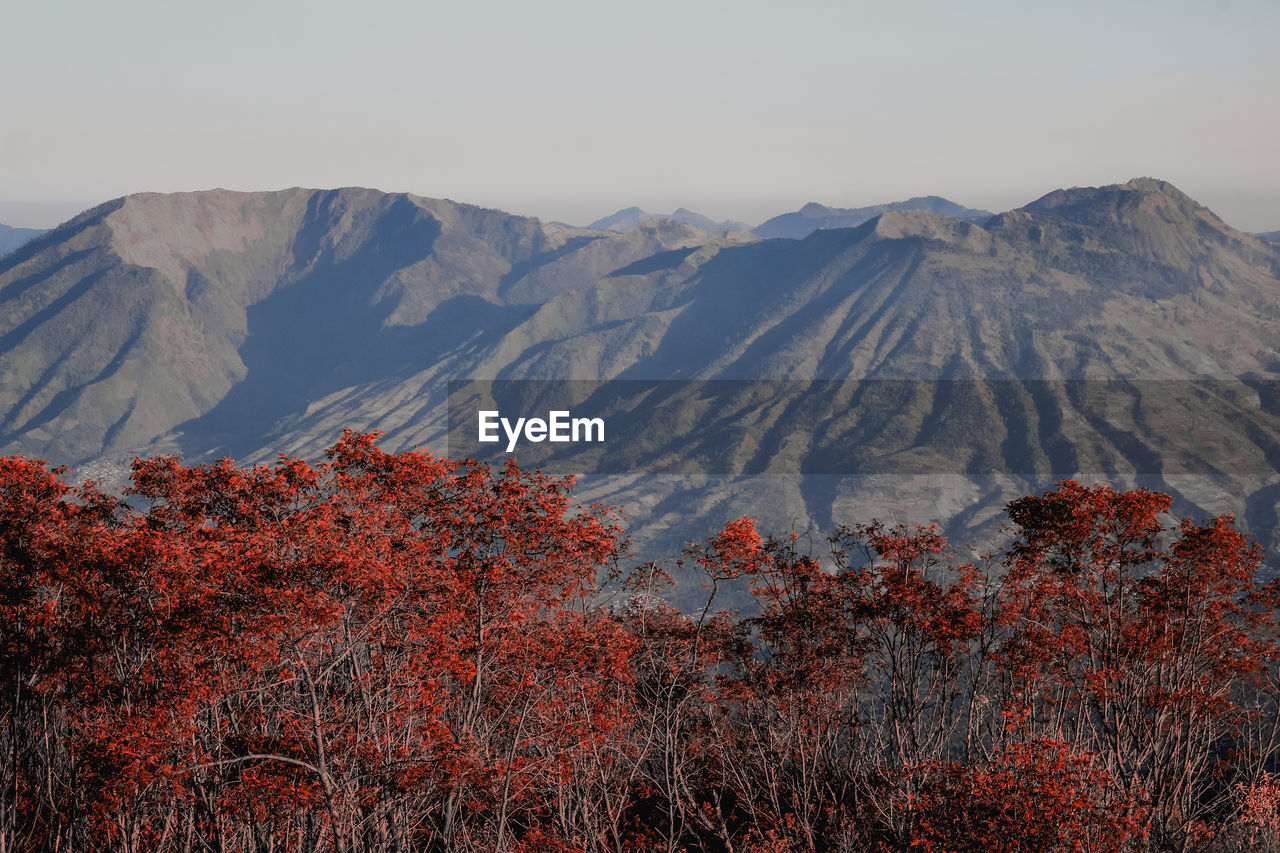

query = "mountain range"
[582, 197, 993, 240]
[0, 223, 47, 256]
[587, 206, 750, 233]
[752, 196, 993, 239]
[2, 179, 1279, 599]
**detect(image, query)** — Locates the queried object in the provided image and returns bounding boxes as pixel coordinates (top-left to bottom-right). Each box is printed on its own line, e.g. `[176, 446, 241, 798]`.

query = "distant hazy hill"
[588, 206, 749, 233]
[0, 223, 47, 256]
[1259, 230, 1280, 245]
[4, 178, 1280, 597]
[753, 196, 993, 239]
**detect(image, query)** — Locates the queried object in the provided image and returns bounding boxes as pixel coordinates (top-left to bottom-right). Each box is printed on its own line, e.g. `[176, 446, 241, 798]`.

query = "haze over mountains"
[580, 197, 993, 240]
[2, 179, 1280, 589]
[0, 223, 46, 256]
[586, 207, 750, 233]
[752, 196, 994, 239]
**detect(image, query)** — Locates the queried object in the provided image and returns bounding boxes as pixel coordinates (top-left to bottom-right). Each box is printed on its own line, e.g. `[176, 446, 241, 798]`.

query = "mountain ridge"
[753, 195, 994, 239]
[0, 187, 744, 465]
[587, 206, 750, 233]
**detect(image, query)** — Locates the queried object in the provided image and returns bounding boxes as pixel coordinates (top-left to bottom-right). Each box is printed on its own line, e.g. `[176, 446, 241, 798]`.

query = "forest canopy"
[2, 431, 1279, 853]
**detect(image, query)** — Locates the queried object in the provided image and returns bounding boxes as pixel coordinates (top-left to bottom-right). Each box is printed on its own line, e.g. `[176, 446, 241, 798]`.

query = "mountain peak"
[1024, 177, 1203, 219]
[757, 197, 993, 240]
[586, 207, 651, 231]
[1120, 176, 1187, 196]
[587, 206, 746, 233]
[987, 177, 1272, 301]
[870, 209, 993, 251]
[798, 202, 834, 217]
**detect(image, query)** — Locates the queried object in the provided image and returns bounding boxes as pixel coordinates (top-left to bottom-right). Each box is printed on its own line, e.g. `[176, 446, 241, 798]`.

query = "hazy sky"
[3, 0, 1278, 230]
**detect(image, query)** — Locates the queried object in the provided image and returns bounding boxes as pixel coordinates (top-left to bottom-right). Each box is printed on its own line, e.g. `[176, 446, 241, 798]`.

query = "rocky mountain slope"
[0, 188, 744, 465]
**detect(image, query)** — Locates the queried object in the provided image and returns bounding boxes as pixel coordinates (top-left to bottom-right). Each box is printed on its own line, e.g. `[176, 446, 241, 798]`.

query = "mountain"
[481, 178, 1278, 384]
[0, 188, 748, 467]
[1259, 230, 1280, 245]
[0, 223, 47, 256]
[3, 178, 1280, 603]
[588, 206, 749, 233]
[753, 196, 993, 239]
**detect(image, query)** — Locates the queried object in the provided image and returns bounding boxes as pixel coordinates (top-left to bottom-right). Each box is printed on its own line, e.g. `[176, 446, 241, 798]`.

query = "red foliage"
[911, 739, 1147, 853]
[993, 481, 1280, 848]
[2, 452, 1279, 853]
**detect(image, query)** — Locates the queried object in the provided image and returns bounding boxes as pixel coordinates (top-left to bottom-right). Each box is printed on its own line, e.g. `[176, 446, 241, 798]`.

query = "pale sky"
[3, 0, 1278, 231]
